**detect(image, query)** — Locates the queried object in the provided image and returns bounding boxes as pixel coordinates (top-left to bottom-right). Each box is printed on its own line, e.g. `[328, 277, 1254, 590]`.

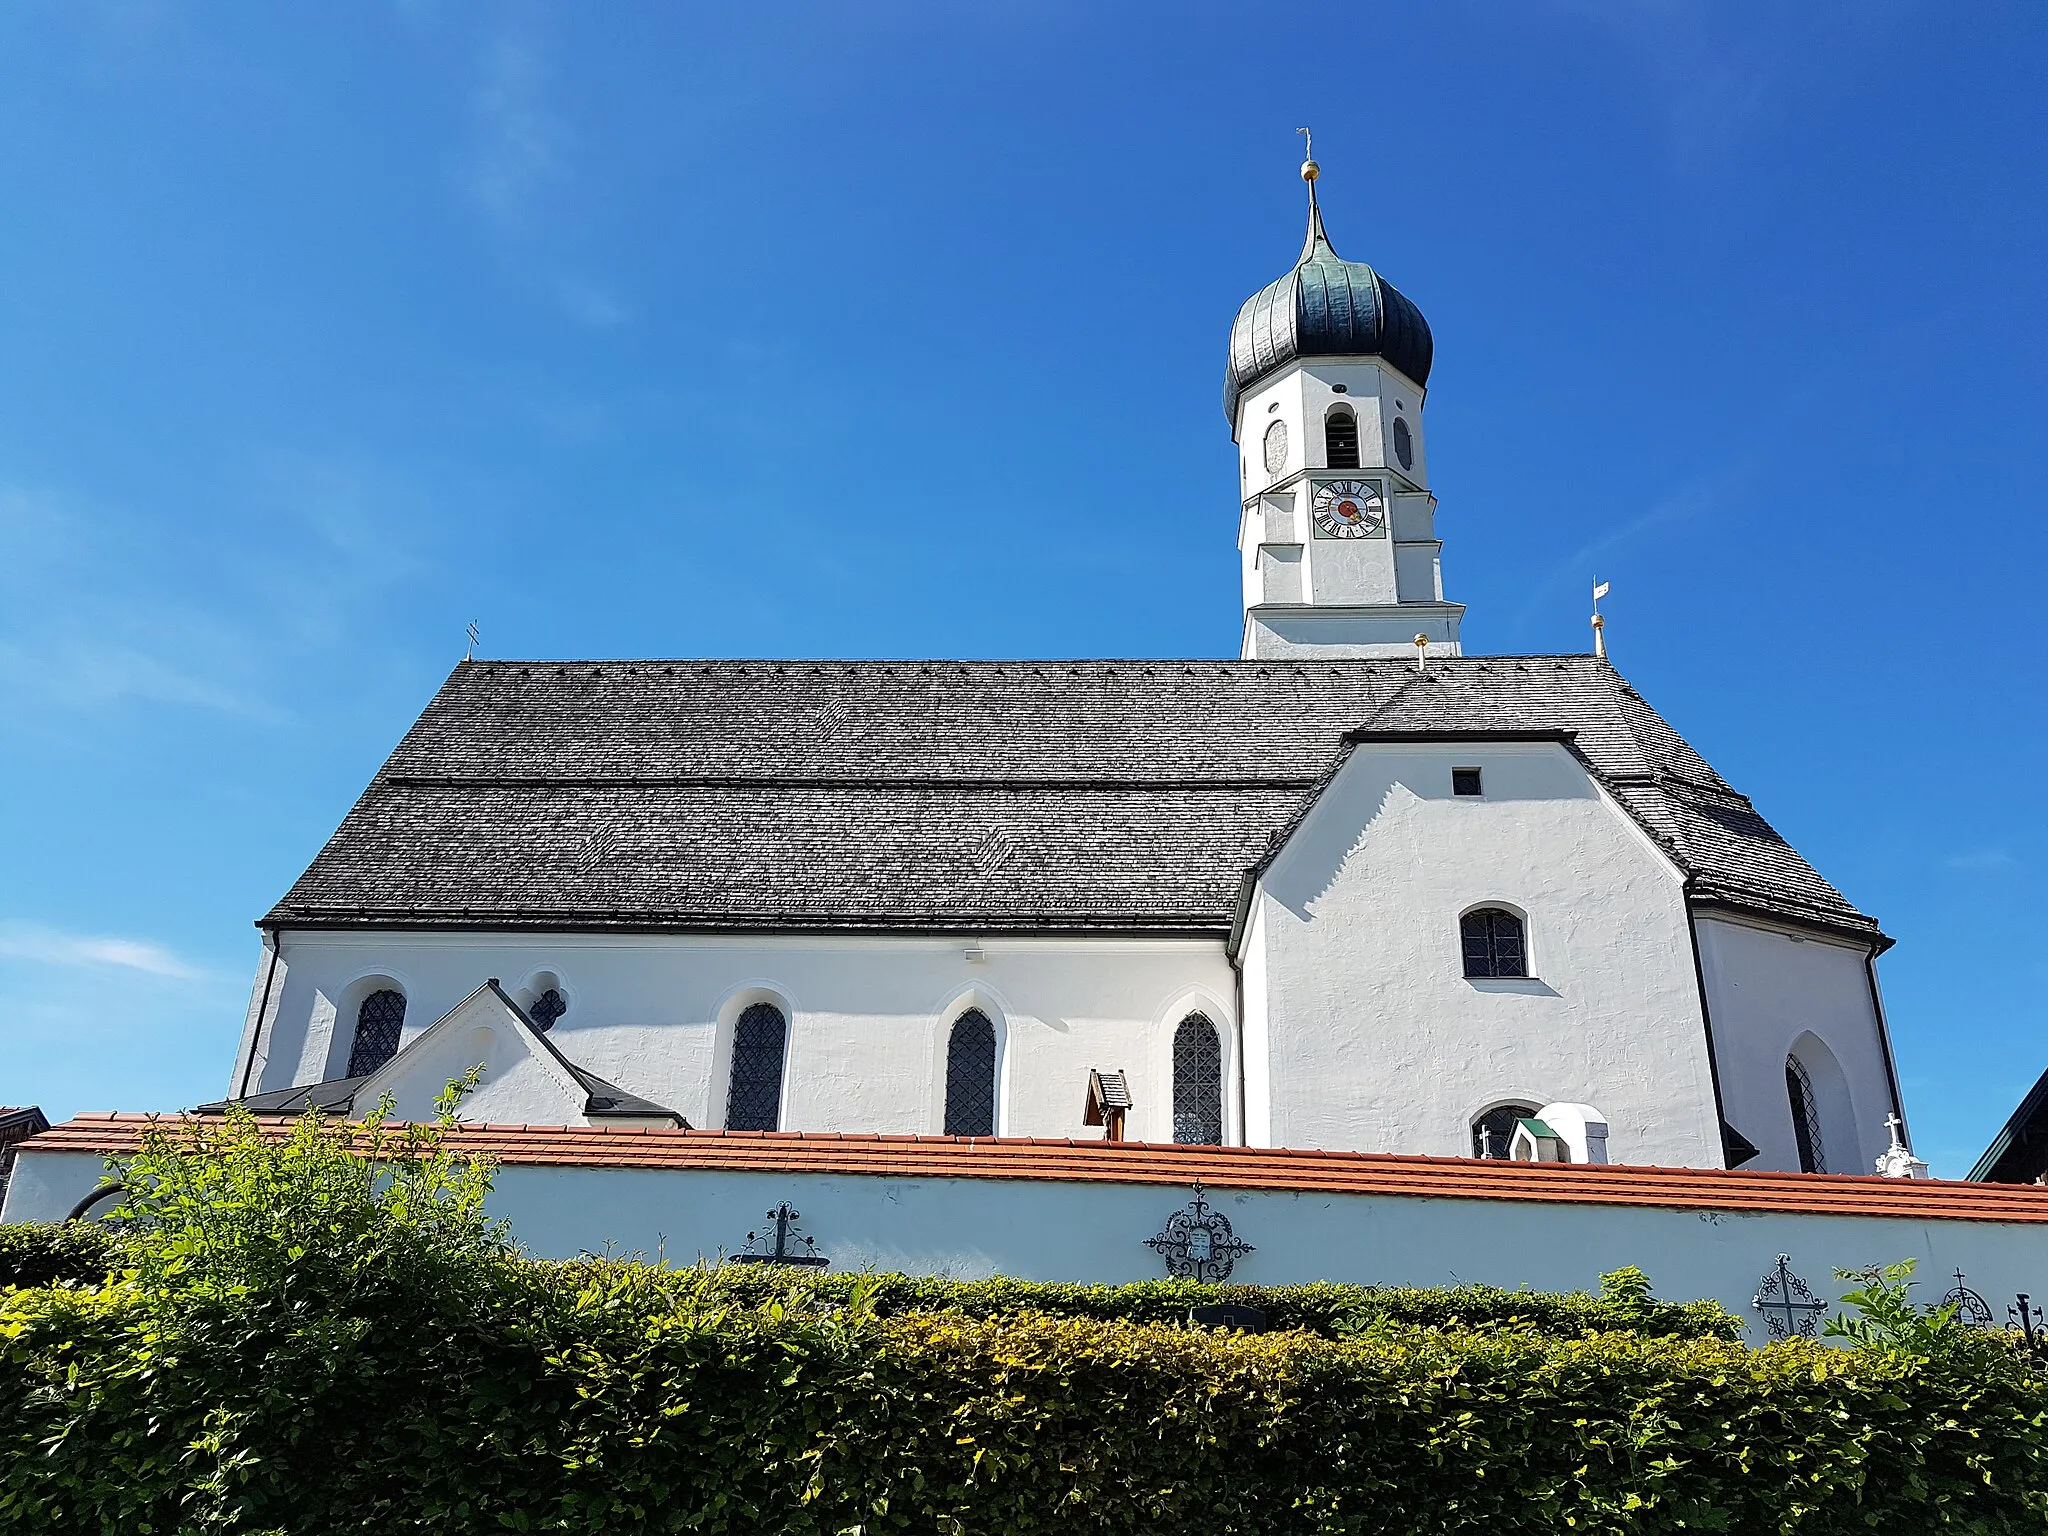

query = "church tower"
[1226, 152, 1463, 659]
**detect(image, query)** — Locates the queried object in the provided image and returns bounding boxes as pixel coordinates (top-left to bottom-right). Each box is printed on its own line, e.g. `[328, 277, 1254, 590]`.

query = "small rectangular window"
[1452, 767, 1483, 797]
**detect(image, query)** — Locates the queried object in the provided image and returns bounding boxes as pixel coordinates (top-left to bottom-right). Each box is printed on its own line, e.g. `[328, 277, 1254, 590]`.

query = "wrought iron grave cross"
[1752, 1254, 1829, 1338]
[732, 1202, 829, 1267]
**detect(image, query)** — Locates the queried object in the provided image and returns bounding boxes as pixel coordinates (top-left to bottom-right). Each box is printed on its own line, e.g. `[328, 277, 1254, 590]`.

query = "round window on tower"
[1392, 417, 1414, 471]
[1263, 419, 1289, 476]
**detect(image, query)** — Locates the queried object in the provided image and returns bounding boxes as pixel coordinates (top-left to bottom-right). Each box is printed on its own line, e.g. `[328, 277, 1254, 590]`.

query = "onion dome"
[1224, 192, 1433, 424]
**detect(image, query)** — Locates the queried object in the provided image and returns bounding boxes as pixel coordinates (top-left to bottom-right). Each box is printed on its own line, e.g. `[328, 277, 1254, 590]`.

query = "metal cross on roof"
[465, 620, 480, 660]
[1752, 1254, 1828, 1338]
[731, 1201, 828, 1268]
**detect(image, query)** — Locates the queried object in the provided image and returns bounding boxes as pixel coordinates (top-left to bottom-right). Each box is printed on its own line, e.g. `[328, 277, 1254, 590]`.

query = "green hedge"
[1, 1105, 2042, 1533]
[0, 1221, 122, 1289]
[630, 1262, 1746, 1340]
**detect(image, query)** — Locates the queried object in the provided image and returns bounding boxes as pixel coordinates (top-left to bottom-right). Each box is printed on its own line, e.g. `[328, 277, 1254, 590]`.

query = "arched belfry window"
[1461, 908, 1528, 978]
[1173, 1013, 1224, 1145]
[530, 988, 567, 1032]
[944, 1008, 998, 1137]
[1325, 408, 1360, 469]
[1472, 1103, 1539, 1159]
[345, 989, 407, 1077]
[725, 1002, 788, 1132]
[1786, 1055, 1827, 1173]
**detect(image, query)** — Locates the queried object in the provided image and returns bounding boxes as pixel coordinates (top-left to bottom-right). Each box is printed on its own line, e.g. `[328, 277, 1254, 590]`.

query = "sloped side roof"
[264, 655, 1878, 942]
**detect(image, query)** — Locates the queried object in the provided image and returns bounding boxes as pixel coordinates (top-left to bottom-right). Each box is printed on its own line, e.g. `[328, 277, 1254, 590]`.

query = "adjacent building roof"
[1968, 1065, 2048, 1183]
[263, 653, 1880, 944]
[1224, 199, 1433, 423]
[27, 1114, 2048, 1224]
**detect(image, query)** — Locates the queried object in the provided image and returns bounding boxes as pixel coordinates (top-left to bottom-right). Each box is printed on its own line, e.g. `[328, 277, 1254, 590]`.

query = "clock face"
[1392, 417, 1414, 471]
[1311, 478, 1386, 539]
[1262, 419, 1289, 475]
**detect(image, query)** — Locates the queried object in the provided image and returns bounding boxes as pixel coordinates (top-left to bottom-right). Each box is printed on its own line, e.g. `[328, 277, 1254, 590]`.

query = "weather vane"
[1296, 125, 1318, 182]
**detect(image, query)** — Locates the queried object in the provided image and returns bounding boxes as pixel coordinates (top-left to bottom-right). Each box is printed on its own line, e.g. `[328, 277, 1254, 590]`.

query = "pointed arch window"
[1786, 1055, 1827, 1173]
[345, 989, 407, 1077]
[725, 1003, 788, 1132]
[944, 1008, 998, 1137]
[1173, 1012, 1224, 1145]
[530, 988, 567, 1033]
[1461, 908, 1527, 978]
[1325, 408, 1360, 469]
[1472, 1102, 1539, 1159]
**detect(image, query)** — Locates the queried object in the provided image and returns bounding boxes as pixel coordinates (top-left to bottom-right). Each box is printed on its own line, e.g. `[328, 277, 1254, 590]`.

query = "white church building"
[20, 161, 2048, 1325]
[204, 164, 1906, 1184]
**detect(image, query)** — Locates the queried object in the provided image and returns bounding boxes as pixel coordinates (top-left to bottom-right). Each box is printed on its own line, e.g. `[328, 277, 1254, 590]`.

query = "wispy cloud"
[463, 18, 567, 230]
[0, 922, 207, 981]
[1508, 466, 1744, 633]
[1945, 849, 2019, 874]
[557, 277, 631, 328]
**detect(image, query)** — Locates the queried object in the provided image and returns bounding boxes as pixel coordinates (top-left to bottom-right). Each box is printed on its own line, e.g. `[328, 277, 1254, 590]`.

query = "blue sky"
[1, 3, 2042, 1176]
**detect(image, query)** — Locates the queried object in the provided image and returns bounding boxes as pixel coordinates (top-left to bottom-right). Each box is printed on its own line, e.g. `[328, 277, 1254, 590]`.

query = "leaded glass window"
[1173, 1013, 1224, 1145]
[1472, 1102, 1538, 1159]
[944, 1009, 997, 1137]
[345, 989, 407, 1077]
[530, 988, 567, 1032]
[725, 1003, 788, 1132]
[1460, 908, 1527, 978]
[1325, 408, 1360, 469]
[1786, 1056, 1826, 1173]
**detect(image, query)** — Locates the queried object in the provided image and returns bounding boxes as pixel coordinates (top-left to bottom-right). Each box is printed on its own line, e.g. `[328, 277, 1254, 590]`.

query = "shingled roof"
[263, 656, 1879, 943]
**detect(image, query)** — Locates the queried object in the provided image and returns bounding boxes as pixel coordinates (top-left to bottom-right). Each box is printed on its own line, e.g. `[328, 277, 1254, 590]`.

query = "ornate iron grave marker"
[1146, 1181, 1254, 1284]
[731, 1202, 829, 1268]
[1752, 1254, 1828, 1338]
[1942, 1269, 1995, 1328]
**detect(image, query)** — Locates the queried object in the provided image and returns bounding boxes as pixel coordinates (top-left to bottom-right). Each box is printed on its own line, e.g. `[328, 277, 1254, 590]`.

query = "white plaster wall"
[1696, 916, 1897, 1176]
[252, 933, 1237, 1144]
[1247, 741, 1723, 1165]
[13, 1147, 2043, 1344]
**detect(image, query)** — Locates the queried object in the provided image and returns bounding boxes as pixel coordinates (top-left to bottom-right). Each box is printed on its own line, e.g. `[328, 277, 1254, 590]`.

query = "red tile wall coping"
[26, 1115, 2048, 1224]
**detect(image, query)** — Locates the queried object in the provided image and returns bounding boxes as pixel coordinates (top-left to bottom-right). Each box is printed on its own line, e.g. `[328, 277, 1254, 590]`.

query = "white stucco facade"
[1239, 738, 1723, 1165]
[1696, 915, 1901, 1176]
[238, 932, 1240, 1145]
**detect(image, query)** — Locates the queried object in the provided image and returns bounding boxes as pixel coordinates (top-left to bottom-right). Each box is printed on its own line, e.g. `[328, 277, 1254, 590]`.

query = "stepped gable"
[264, 656, 1875, 940]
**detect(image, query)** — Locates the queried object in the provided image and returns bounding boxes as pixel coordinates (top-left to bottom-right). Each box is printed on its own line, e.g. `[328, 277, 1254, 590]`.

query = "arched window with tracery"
[345, 989, 407, 1077]
[1325, 407, 1360, 469]
[1471, 1102, 1539, 1159]
[944, 1008, 998, 1137]
[530, 988, 567, 1032]
[1461, 908, 1527, 978]
[1173, 1012, 1224, 1145]
[1786, 1055, 1827, 1173]
[725, 1002, 788, 1132]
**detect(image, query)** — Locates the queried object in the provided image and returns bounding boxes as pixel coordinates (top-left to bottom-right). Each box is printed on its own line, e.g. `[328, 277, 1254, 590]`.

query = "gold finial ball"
[1300, 158, 1320, 183]
[1413, 634, 1429, 648]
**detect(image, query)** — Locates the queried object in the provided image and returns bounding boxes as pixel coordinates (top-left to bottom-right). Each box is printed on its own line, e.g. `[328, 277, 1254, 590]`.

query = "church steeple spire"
[1225, 141, 1462, 661]
[1297, 127, 1330, 262]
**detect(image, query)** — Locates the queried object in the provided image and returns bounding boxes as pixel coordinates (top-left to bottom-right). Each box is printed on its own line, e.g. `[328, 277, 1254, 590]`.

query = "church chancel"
[16, 158, 2034, 1322]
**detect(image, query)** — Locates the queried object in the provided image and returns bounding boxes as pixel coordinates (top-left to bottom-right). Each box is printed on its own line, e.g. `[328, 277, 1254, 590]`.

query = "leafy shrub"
[1, 1103, 2043, 1533]
[649, 1257, 1744, 1341]
[0, 1222, 123, 1289]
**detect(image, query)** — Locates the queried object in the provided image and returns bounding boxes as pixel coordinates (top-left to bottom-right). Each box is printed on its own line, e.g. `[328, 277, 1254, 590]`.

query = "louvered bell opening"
[1325, 410, 1360, 469]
